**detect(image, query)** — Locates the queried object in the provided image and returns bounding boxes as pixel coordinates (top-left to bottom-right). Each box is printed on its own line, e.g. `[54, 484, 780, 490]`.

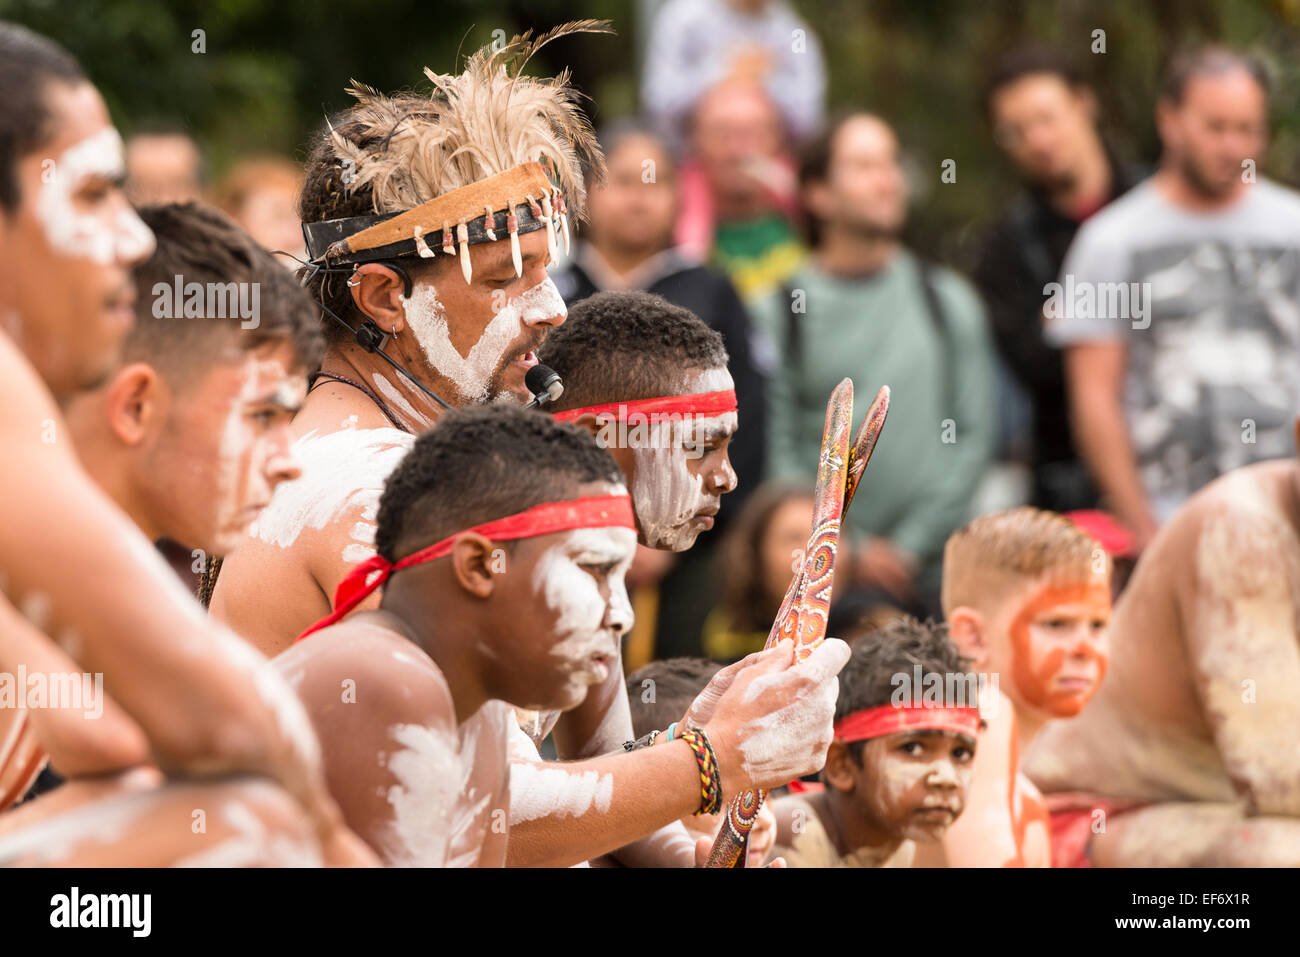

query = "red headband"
[834, 704, 981, 743]
[296, 494, 635, 642]
[551, 390, 737, 423]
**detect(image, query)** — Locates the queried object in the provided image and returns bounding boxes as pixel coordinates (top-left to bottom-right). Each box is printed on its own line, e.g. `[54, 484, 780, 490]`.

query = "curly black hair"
[538, 289, 728, 411]
[837, 616, 974, 762]
[374, 405, 623, 562]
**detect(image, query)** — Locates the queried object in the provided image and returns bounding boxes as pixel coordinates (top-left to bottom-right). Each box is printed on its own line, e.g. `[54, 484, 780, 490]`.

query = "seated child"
[920, 506, 1111, 867]
[626, 656, 776, 867]
[771, 617, 979, 867]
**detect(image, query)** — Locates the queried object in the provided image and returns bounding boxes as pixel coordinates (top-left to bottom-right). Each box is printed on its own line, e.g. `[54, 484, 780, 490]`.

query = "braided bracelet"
[679, 728, 722, 816]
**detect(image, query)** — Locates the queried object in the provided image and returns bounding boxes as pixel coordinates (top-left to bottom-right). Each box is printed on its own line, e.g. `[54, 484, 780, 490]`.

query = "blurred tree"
[2, 0, 1295, 269]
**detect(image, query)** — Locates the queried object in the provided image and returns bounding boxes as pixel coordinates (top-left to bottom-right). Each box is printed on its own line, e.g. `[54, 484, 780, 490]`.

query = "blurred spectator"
[752, 112, 996, 614]
[1048, 46, 1300, 550]
[211, 155, 306, 264]
[124, 130, 202, 205]
[642, 0, 825, 153]
[675, 81, 804, 301]
[698, 481, 815, 661]
[554, 120, 771, 659]
[555, 121, 768, 523]
[974, 47, 1143, 513]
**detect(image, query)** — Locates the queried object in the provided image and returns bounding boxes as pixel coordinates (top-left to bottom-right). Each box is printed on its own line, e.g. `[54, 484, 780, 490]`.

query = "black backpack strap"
[780, 281, 810, 410]
[917, 261, 955, 418]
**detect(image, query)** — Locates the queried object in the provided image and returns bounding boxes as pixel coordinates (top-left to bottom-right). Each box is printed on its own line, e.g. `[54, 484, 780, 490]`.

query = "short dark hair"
[538, 290, 728, 411]
[626, 657, 722, 737]
[124, 202, 324, 378]
[1159, 45, 1270, 105]
[982, 45, 1087, 119]
[0, 22, 87, 212]
[375, 405, 623, 562]
[836, 616, 972, 763]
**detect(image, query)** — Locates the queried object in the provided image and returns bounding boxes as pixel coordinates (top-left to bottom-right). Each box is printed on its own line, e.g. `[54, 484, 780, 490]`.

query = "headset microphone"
[523, 364, 564, 409]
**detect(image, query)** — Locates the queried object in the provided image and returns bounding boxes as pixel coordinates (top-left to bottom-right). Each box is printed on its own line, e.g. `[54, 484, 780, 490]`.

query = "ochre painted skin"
[1009, 582, 1110, 718]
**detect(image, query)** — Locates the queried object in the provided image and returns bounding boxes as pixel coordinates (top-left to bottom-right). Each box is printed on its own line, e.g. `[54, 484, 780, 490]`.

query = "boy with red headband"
[276, 406, 638, 864]
[917, 506, 1111, 867]
[770, 617, 979, 867]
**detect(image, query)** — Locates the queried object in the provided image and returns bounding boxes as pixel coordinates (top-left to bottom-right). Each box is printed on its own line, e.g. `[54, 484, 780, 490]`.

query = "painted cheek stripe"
[296, 494, 635, 641]
[551, 390, 737, 422]
[833, 704, 981, 742]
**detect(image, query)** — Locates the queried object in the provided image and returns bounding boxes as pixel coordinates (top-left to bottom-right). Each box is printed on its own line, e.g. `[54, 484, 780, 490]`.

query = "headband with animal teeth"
[301, 161, 572, 281]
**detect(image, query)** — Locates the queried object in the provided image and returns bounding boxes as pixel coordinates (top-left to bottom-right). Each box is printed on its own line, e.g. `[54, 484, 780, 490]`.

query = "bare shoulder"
[1183, 462, 1300, 604]
[275, 615, 455, 732]
[212, 422, 417, 652]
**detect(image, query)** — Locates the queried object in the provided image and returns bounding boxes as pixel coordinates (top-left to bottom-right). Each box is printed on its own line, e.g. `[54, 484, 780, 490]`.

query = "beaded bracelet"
[679, 728, 722, 816]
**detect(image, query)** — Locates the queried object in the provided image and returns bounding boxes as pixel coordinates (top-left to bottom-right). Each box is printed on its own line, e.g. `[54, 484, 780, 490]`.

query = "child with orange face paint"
[771, 617, 979, 867]
[916, 507, 1111, 868]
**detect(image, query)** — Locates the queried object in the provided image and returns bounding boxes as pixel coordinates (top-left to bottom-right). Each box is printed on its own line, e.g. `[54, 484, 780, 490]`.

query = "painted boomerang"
[705, 382, 891, 867]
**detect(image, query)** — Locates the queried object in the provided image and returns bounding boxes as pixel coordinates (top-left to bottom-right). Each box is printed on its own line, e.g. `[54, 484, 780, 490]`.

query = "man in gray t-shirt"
[1048, 46, 1300, 547]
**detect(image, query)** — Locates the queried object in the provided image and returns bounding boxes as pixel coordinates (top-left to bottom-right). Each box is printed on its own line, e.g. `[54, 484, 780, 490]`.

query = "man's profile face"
[0, 81, 154, 398]
[1159, 69, 1268, 199]
[990, 73, 1097, 190]
[586, 134, 677, 257]
[399, 228, 566, 405]
[488, 480, 636, 712]
[146, 340, 304, 555]
[605, 366, 739, 552]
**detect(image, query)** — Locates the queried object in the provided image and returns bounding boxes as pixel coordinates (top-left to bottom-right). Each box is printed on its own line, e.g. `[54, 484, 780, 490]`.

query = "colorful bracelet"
[679, 728, 722, 816]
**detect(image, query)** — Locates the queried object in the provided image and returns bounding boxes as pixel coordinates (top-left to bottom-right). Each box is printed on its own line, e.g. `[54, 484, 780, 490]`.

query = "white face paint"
[33, 128, 153, 265]
[249, 427, 413, 567]
[629, 367, 736, 551]
[210, 358, 302, 553]
[863, 736, 973, 843]
[400, 276, 566, 404]
[527, 523, 636, 708]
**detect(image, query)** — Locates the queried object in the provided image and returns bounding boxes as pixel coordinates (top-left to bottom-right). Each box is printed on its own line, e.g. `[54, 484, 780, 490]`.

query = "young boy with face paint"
[0, 22, 367, 864]
[771, 617, 979, 867]
[275, 407, 642, 865]
[915, 507, 1111, 867]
